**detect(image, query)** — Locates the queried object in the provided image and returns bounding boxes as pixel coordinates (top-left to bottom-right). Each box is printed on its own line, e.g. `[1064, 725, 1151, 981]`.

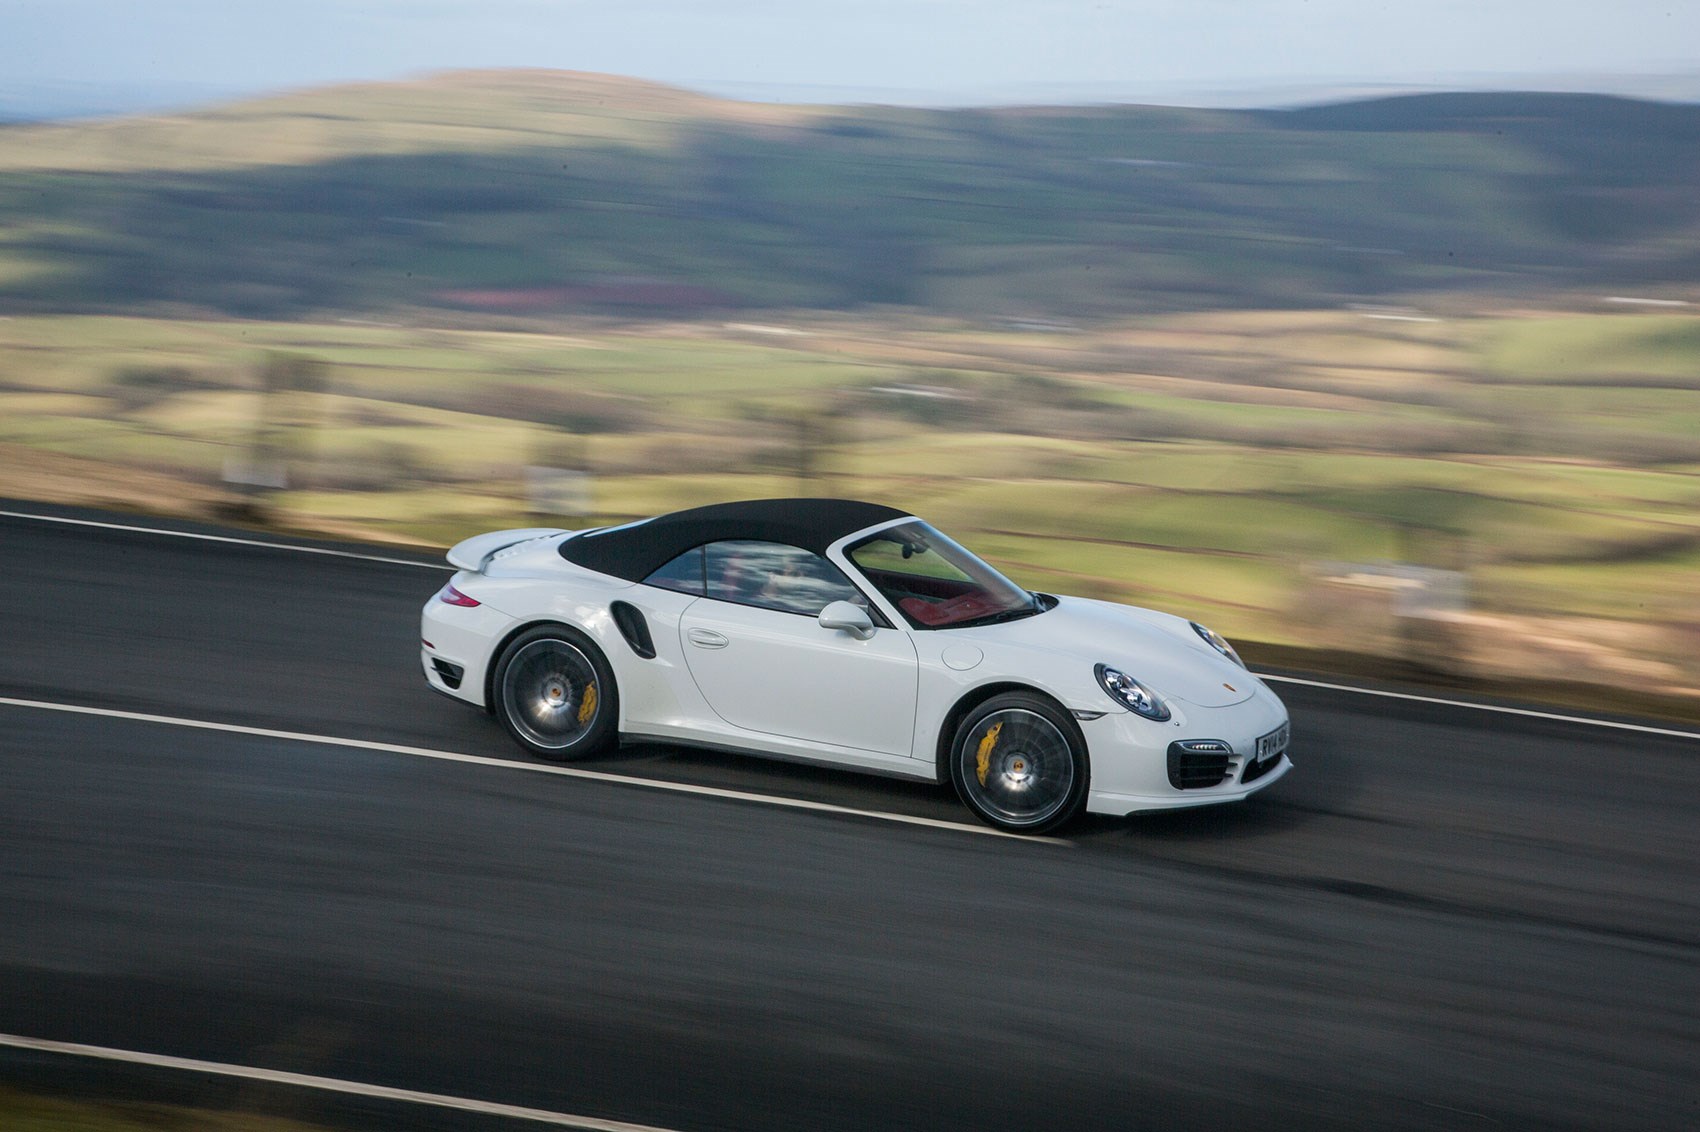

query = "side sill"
[620, 730, 942, 784]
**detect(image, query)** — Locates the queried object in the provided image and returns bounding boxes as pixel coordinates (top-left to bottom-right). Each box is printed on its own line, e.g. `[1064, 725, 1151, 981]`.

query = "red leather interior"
[901, 593, 990, 626]
[900, 597, 947, 625]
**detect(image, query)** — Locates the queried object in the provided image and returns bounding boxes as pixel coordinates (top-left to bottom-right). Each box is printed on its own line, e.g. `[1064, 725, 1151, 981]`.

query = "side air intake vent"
[430, 658, 465, 689]
[610, 601, 656, 659]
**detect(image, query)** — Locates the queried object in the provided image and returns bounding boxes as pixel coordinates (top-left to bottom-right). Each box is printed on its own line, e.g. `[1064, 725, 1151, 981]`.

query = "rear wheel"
[949, 693, 1087, 834]
[493, 626, 617, 760]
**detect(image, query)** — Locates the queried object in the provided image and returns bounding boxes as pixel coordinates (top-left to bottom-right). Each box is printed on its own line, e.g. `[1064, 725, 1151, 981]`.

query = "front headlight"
[1095, 663, 1171, 721]
[1190, 621, 1245, 669]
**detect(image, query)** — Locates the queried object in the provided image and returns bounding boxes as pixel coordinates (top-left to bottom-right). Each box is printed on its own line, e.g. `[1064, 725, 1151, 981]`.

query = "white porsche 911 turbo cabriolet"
[422, 498, 1290, 833]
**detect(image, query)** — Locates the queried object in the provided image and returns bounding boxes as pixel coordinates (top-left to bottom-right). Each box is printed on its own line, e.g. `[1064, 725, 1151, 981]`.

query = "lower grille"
[1168, 740, 1232, 789]
[1242, 752, 1283, 784]
[430, 658, 465, 690]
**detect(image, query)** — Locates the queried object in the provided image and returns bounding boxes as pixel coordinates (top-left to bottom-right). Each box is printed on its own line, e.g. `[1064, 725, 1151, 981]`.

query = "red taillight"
[438, 583, 481, 607]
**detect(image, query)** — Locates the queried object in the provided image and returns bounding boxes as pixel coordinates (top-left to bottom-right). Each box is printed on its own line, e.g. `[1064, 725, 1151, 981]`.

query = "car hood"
[959, 595, 1256, 708]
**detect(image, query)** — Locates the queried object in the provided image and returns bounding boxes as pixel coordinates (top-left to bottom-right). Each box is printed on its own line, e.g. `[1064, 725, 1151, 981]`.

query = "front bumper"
[1082, 684, 1293, 816]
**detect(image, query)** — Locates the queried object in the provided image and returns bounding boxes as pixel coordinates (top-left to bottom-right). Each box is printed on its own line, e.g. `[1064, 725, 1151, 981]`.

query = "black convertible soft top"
[558, 498, 908, 582]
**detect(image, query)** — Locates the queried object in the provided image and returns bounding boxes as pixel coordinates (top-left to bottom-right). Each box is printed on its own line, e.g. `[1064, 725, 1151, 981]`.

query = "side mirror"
[818, 600, 876, 640]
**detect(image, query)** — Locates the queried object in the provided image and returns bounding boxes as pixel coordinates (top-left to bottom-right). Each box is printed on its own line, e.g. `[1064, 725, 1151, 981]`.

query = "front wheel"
[492, 626, 617, 760]
[948, 693, 1088, 834]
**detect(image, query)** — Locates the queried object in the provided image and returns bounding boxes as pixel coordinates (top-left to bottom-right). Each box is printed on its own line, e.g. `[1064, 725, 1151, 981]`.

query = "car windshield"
[847, 521, 1038, 629]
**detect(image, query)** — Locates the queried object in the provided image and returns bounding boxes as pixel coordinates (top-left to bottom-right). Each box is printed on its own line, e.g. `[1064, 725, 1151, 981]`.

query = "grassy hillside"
[0, 73, 1697, 318]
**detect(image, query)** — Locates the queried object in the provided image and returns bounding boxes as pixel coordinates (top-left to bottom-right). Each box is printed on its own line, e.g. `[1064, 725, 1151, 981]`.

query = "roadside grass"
[0, 1086, 334, 1132]
[282, 486, 542, 547]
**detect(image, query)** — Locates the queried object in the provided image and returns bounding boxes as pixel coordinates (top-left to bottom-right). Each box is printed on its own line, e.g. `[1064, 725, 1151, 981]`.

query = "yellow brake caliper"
[975, 722, 1003, 787]
[577, 682, 598, 726]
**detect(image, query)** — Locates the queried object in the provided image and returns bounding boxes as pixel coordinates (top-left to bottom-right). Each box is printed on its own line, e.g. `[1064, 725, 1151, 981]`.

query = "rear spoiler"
[446, 528, 570, 573]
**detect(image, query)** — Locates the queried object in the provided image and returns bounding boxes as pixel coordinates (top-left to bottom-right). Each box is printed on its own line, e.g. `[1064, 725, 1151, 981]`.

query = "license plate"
[1255, 722, 1290, 762]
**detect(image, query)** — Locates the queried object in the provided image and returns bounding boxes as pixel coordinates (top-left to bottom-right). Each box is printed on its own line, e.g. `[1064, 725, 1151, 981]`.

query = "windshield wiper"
[951, 595, 1045, 628]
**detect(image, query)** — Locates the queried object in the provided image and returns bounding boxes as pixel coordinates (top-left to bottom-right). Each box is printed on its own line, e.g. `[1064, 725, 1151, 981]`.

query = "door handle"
[687, 628, 729, 649]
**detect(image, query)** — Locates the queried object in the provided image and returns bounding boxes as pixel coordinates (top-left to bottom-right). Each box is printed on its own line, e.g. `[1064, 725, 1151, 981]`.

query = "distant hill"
[0, 71, 1696, 318]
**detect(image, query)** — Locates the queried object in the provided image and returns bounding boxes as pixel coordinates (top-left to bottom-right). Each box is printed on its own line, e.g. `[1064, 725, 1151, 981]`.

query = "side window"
[643, 545, 705, 595]
[703, 540, 863, 616]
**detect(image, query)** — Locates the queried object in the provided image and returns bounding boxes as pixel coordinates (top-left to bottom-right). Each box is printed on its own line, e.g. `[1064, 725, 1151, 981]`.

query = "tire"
[948, 692, 1088, 834]
[492, 625, 618, 761]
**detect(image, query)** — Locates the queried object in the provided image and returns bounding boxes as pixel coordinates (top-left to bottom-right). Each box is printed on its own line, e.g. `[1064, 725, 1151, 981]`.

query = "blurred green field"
[1480, 314, 1700, 385]
[3, 305, 1697, 697]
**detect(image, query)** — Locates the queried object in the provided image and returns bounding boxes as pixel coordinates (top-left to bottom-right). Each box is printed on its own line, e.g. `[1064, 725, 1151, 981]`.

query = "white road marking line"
[9, 508, 1693, 740]
[0, 1032, 677, 1132]
[1256, 673, 1700, 741]
[0, 696, 1062, 843]
[0, 509, 446, 570]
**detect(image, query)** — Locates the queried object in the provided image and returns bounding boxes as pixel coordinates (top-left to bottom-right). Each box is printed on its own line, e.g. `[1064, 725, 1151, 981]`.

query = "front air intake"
[1167, 739, 1232, 789]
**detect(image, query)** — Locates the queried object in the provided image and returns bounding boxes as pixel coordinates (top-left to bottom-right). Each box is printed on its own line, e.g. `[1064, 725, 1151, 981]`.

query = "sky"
[5, 0, 1700, 115]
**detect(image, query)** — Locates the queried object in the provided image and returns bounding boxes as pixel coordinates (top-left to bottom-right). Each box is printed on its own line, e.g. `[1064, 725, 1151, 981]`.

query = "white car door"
[676, 540, 919, 756]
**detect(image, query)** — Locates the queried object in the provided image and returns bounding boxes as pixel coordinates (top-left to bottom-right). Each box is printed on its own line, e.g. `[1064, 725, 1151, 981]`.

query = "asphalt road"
[2, 503, 1697, 1131]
